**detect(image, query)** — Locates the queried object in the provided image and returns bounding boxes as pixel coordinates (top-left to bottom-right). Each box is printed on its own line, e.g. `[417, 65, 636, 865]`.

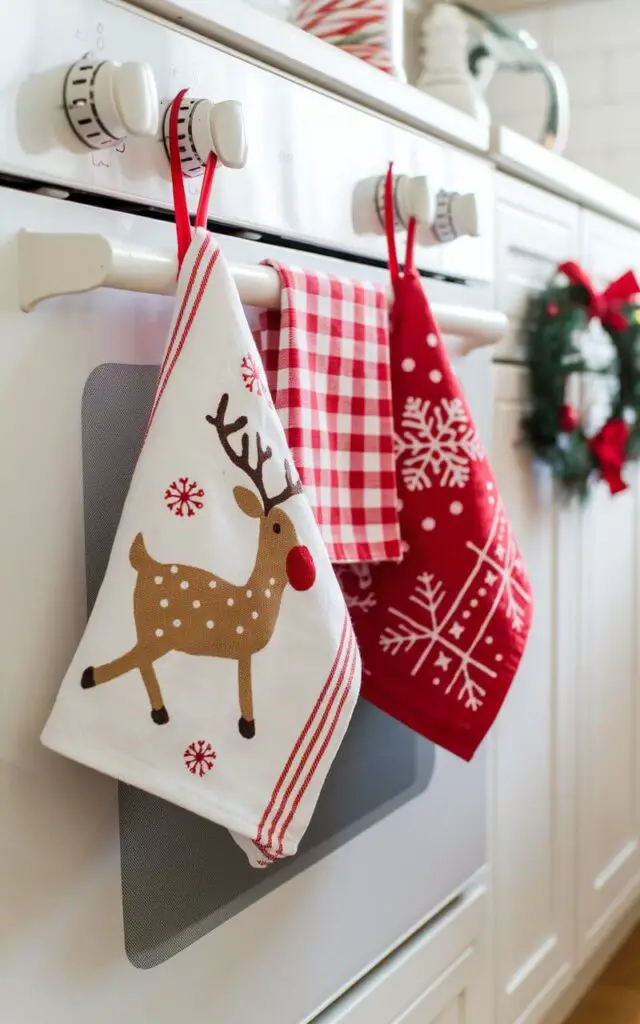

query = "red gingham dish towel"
[253, 262, 402, 564]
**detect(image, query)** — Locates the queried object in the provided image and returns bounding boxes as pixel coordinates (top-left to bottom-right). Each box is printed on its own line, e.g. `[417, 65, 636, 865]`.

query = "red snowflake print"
[164, 477, 205, 518]
[241, 353, 272, 404]
[184, 740, 217, 777]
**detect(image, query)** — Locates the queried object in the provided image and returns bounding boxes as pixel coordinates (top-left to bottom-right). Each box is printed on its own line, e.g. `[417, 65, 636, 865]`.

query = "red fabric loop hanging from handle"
[168, 90, 218, 268]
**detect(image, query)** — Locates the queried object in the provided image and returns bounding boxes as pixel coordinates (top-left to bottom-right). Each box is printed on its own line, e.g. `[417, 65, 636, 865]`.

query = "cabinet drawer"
[314, 882, 487, 1024]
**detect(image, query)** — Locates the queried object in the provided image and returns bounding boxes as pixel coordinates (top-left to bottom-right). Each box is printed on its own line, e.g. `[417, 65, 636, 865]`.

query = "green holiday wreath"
[522, 260, 640, 500]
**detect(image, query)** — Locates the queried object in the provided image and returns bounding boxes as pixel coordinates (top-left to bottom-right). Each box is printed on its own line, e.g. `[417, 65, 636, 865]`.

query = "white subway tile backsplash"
[496, 0, 640, 193]
[559, 52, 606, 107]
[551, 0, 640, 56]
[608, 47, 640, 101]
[608, 151, 640, 196]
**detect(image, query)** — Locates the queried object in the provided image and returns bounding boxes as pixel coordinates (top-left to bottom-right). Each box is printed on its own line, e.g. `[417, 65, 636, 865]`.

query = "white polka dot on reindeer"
[173, 620, 181, 628]
[160, 599, 169, 608]
[401, 358, 415, 372]
[180, 580, 189, 590]
[236, 626, 244, 635]
[170, 566, 178, 574]
[206, 620, 215, 629]
[192, 600, 200, 609]
[154, 576, 163, 585]
[246, 590, 252, 598]
[422, 517, 436, 531]
[155, 628, 164, 638]
[450, 501, 463, 515]
[265, 589, 271, 598]
[429, 370, 442, 384]
[209, 580, 217, 589]
[227, 597, 234, 607]
[251, 611, 259, 620]
[269, 578, 276, 586]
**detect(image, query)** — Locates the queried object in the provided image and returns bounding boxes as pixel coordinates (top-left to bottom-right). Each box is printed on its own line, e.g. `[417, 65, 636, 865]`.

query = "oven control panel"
[0, 0, 494, 280]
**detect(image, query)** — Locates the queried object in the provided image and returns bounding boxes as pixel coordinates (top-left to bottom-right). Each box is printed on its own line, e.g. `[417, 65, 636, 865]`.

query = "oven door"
[0, 189, 487, 1024]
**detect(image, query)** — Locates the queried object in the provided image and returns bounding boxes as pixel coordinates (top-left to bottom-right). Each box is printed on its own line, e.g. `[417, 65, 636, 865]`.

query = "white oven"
[0, 3, 502, 1022]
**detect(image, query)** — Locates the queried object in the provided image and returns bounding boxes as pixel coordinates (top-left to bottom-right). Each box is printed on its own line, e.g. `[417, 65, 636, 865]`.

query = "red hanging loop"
[384, 163, 417, 281]
[404, 216, 416, 273]
[168, 89, 192, 269]
[195, 151, 218, 230]
[384, 162, 399, 285]
[168, 89, 218, 269]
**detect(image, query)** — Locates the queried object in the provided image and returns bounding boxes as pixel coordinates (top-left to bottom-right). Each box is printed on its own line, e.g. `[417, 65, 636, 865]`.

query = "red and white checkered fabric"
[253, 261, 401, 564]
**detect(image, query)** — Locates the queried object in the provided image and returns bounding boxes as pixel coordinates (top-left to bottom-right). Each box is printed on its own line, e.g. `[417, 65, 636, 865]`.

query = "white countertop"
[491, 126, 640, 232]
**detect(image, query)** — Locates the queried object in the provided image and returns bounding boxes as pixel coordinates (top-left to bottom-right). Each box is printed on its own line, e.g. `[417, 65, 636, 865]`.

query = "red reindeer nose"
[286, 545, 316, 591]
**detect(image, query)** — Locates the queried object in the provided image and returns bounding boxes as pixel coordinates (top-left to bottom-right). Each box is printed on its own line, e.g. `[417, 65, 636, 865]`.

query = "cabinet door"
[575, 212, 640, 962]
[495, 174, 580, 362]
[314, 883, 490, 1024]
[491, 366, 579, 1024]
[580, 210, 640, 288]
[576, 459, 640, 963]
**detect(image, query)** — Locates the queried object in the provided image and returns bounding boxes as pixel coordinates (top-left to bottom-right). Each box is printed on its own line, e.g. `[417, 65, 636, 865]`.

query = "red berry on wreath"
[559, 403, 579, 433]
[547, 303, 559, 317]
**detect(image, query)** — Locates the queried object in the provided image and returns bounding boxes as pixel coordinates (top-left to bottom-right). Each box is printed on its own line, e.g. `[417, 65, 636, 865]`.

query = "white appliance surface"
[0, 3, 493, 1022]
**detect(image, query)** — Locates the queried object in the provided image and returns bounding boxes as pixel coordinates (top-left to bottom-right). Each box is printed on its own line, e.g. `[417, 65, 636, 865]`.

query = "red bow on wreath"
[588, 418, 630, 495]
[558, 261, 640, 331]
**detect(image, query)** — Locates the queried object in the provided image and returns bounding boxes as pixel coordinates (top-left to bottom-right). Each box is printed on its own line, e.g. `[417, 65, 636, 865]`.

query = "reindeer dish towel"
[41, 228, 361, 867]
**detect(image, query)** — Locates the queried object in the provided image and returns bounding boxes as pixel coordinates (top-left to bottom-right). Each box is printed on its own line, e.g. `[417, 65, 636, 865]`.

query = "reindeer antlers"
[206, 393, 303, 515]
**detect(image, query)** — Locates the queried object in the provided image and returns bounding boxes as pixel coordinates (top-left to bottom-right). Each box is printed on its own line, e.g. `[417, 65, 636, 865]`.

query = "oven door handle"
[18, 231, 508, 352]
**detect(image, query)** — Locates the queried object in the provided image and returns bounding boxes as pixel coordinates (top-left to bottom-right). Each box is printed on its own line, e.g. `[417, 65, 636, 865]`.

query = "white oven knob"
[163, 96, 248, 176]
[352, 174, 434, 236]
[429, 190, 481, 243]
[63, 58, 159, 149]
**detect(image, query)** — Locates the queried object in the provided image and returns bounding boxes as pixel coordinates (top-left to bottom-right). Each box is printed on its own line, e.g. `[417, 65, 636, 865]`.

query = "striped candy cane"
[292, 0, 403, 77]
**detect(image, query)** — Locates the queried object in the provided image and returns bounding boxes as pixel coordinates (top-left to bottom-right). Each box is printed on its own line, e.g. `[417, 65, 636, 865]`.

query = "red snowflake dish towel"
[254, 263, 402, 564]
[336, 171, 533, 762]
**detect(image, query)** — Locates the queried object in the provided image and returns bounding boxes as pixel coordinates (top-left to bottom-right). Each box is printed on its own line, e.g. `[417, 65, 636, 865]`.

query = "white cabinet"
[491, 175, 640, 1024]
[490, 365, 579, 1024]
[314, 882, 490, 1024]
[580, 209, 640, 288]
[575, 466, 640, 964]
[494, 174, 580, 362]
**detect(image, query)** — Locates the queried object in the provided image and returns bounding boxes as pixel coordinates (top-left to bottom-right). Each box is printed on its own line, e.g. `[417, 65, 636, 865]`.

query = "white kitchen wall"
[486, 0, 640, 196]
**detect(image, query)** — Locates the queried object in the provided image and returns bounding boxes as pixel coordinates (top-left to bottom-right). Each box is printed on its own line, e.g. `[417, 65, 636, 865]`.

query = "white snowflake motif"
[335, 564, 377, 613]
[164, 477, 205, 518]
[241, 353, 272, 405]
[378, 502, 531, 712]
[467, 513, 530, 633]
[184, 740, 217, 777]
[380, 572, 491, 711]
[394, 396, 485, 492]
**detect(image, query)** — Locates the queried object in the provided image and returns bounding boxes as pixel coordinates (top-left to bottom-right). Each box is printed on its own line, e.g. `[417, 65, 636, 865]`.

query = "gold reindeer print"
[81, 393, 316, 739]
